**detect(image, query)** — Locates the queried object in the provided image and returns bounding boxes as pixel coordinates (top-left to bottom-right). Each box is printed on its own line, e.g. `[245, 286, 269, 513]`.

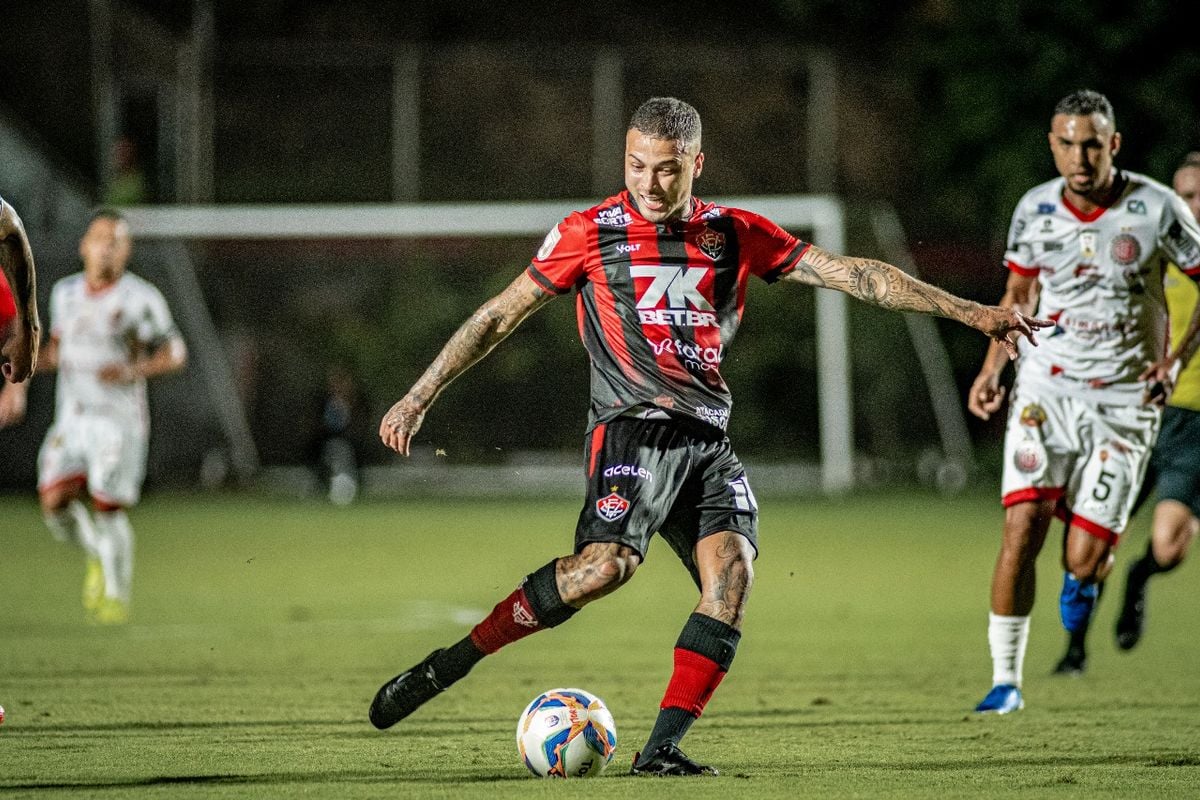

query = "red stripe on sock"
[468, 586, 542, 655]
[660, 647, 727, 717]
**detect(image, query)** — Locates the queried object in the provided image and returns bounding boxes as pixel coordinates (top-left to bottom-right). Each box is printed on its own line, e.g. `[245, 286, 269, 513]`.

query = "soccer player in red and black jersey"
[370, 97, 1049, 775]
[0, 195, 40, 426]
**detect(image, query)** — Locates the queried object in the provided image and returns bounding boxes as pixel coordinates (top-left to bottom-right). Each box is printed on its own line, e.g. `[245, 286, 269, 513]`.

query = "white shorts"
[38, 415, 148, 507]
[1001, 385, 1160, 543]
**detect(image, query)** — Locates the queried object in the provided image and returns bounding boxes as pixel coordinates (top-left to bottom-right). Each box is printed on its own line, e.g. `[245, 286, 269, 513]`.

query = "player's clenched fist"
[380, 396, 425, 456]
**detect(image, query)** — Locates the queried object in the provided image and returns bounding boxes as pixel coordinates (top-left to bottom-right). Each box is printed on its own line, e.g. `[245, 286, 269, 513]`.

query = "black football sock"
[429, 636, 486, 687]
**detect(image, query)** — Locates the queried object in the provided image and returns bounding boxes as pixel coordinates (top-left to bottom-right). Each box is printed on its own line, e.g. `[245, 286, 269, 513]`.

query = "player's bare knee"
[560, 544, 640, 602]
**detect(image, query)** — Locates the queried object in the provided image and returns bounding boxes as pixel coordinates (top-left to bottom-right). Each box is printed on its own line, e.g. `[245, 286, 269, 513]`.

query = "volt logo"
[630, 266, 714, 311]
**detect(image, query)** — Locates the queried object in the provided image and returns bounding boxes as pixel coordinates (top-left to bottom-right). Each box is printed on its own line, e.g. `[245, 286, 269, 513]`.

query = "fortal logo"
[630, 265, 718, 327]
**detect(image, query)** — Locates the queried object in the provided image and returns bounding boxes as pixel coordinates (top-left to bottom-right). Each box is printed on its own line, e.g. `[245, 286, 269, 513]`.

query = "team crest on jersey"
[696, 228, 725, 261]
[1014, 440, 1043, 473]
[1019, 404, 1047, 428]
[595, 489, 630, 522]
[1109, 233, 1141, 266]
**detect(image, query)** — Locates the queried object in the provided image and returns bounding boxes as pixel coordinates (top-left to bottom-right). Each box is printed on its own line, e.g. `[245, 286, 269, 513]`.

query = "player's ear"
[693, 151, 705, 179]
[1110, 131, 1122, 158]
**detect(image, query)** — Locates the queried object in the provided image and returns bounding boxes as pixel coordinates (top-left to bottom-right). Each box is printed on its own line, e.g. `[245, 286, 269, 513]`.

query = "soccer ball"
[516, 688, 617, 778]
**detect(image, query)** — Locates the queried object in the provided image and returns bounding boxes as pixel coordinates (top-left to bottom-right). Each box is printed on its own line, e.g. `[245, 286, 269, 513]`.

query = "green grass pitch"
[2, 489, 1199, 798]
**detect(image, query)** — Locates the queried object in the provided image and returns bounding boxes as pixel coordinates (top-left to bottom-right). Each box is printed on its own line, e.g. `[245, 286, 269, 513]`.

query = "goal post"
[123, 195, 855, 493]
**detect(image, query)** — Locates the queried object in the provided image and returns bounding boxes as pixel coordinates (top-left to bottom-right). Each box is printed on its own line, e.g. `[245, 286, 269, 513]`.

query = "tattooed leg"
[694, 531, 754, 628]
[556, 542, 642, 607]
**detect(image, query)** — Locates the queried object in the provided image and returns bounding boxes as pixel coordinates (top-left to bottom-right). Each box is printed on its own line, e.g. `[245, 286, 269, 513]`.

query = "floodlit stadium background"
[2, 0, 1199, 498]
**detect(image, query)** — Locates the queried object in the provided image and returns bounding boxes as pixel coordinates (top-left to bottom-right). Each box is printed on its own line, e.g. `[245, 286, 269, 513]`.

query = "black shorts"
[574, 416, 758, 587]
[1149, 405, 1200, 518]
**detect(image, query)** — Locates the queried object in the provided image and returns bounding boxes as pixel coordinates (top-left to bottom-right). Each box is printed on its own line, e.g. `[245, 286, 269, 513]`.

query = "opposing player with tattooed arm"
[369, 96, 1049, 775]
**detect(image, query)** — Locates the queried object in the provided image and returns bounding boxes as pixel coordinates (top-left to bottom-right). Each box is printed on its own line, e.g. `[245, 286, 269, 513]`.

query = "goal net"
[107, 195, 969, 497]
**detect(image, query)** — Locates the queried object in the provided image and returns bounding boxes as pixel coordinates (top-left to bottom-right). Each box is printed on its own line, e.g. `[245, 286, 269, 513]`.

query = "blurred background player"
[369, 96, 1048, 775]
[1109, 152, 1200, 651]
[968, 91, 1200, 711]
[0, 195, 41, 422]
[24, 207, 187, 624]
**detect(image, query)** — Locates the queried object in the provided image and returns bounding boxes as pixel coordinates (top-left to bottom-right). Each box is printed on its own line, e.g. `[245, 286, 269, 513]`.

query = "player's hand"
[967, 370, 1006, 420]
[1139, 358, 1176, 407]
[380, 395, 426, 456]
[976, 307, 1054, 360]
[0, 381, 28, 427]
[1, 318, 38, 382]
[98, 363, 137, 384]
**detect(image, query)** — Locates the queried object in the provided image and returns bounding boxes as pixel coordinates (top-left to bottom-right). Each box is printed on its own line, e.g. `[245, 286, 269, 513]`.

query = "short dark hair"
[629, 97, 702, 149]
[1053, 90, 1115, 128]
[88, 206, 126, 225]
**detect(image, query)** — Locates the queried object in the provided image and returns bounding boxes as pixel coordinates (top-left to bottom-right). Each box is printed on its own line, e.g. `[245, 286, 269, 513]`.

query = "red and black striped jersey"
[526, 190, 810, 432]
[0, 262, 16, 334]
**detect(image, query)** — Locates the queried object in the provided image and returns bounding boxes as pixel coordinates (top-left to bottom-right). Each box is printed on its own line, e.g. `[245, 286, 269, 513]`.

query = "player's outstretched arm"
[966, 271, 1040, 420]
[0, 198, 41, 383]
[380, 271, 555, 456]
[783, 244, 1050, 362]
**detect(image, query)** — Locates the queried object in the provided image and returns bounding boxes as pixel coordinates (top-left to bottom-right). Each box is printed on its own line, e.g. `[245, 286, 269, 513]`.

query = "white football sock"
[43, 500, 101, 559]
[93, 510, 135, 603]
[988, 612, 1030, 687]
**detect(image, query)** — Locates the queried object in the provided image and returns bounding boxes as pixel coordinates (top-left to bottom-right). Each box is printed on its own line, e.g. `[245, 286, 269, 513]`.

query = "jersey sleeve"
[1002, 202, 1038, 276]
[526, 212, 588, 294]
[739, 211, 811, 283]
[137, 284, 180, 347]
[1159, 192, 1200, 278]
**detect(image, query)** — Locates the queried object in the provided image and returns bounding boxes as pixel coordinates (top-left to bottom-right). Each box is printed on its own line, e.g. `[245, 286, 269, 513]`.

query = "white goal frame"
[123, 196, 854, 493]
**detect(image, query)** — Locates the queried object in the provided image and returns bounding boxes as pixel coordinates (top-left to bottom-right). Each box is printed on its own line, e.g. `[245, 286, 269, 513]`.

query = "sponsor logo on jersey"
[595, 491, 630, 521]
[1014, 440, 1043, 473]
[700, 206, 724, 220]
[536, 225, 563, 261]
[1109, 233, 1141, 266]
[696, 228, 725, 261]
[1126, 199, 1147, 215]
[1043, 241, 1063, 252]
[1019, 404, 1047, 428]
[1037, 203, 1057, 214]
[603, 464, 653, 481]
[595, 206, 632, 228]
[631, 265, 718, 327]
[616, 243, 641, 254]
[694, 405, 729, 429]
[650, 338, 724, 371]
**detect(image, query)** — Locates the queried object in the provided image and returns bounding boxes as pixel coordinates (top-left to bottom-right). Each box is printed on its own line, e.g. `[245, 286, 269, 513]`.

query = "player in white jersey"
[32, 208, 187, 624]
[967, 90, 1200, 713]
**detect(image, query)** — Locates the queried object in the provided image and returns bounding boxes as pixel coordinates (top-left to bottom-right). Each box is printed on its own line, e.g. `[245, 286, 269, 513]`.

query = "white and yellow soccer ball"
[516, 688, 617, 778]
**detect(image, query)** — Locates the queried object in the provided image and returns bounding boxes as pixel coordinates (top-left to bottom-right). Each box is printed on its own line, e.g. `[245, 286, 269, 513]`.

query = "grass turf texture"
[1, 490, 1198, 799]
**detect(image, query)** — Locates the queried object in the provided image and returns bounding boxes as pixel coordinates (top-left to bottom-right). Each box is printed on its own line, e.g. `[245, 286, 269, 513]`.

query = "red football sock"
[660, 647, 726, 716]
[469, 587, 543, 655]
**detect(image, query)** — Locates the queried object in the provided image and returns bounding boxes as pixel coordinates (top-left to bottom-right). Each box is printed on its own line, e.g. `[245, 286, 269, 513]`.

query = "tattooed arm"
[379, 271, 555, 455]
[967, 271, 1040, 420]
[783, 244, 1049, 362]
[0, 198, 41, 382]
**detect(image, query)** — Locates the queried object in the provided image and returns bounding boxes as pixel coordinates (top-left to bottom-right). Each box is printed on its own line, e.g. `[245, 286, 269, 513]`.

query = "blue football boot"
[1059, 573, 1099, 633]
[974, 684, 1024, 714]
